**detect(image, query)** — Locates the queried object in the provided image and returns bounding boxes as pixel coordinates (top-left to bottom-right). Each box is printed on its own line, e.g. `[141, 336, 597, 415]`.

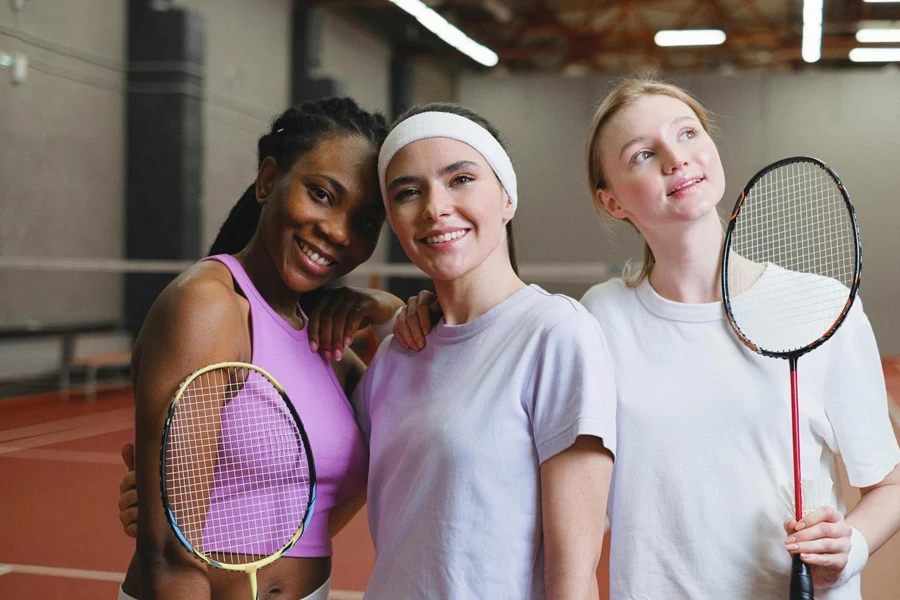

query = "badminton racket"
[722, 156, 861, 600]
[160, 362, 316, 600]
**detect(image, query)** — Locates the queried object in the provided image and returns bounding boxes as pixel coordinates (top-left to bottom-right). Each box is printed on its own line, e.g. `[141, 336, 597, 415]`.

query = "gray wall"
[0, 1, 126, 327]
[172, 0, 293, 252]
[458, 70, 900, 353]
[0, 2, 456, 378]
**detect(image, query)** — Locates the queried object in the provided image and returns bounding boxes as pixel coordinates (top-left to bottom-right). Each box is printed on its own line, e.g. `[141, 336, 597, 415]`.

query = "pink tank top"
[202, 254, 368, 557]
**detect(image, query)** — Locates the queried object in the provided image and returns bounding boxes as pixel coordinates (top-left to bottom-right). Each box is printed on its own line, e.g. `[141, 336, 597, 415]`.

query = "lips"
[667, 177, 704, 196]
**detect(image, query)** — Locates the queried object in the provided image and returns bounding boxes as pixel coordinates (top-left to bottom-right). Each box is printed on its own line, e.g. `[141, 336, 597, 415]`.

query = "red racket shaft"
[789, 356, 814, 599]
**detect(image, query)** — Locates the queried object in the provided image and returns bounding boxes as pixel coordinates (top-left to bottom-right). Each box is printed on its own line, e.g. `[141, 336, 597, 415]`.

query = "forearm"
[542, 437, 612, 600]
[544, 562, 600, 600]
[846, 475, 900, 553]
[329, 485, 367, 538]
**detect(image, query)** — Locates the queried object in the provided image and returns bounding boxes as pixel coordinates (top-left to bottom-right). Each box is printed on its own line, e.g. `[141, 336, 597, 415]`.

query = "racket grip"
[790, 555, 815, 600]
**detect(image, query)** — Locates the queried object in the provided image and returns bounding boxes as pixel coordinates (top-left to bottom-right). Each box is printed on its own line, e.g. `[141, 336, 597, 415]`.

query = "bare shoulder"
[145, 261, 245, 337]
[134, 260, 250, 385]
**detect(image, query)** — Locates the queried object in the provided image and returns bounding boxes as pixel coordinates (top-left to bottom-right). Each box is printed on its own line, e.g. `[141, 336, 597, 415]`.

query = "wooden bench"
[0, 321, 129, 397]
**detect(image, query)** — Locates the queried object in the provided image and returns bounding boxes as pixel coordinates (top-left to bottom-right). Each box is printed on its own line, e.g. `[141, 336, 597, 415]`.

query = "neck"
[433, 246, 525, 325]
[236, 236, 304, 325]
[643, 212, 724, 304]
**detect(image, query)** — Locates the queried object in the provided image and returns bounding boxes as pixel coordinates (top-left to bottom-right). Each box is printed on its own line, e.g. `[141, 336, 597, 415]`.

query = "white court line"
[330, 592, 364, 600]
[0, 418, 132, 455]
[1, 448, 122, 464]
[0, 563, 124, 582]
[0, 562, 366, 598]
[0, 408, 132, 443]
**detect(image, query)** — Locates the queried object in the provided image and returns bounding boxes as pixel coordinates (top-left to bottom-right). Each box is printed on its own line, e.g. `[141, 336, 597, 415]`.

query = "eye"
[451, 174, 475, 186]
[308, 185, 333, 206]
[392, 188, 419, 202]
[631, 150, 653, 166]
[355, 214, 382, 231]
[678, 128, 698, 142]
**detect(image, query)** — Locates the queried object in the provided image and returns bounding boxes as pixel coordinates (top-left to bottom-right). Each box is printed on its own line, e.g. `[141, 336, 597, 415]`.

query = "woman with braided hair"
[118, 97, 405, 600]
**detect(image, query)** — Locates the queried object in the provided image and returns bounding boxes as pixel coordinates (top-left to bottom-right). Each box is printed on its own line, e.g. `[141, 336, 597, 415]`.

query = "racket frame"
[159, 361, 318, 587]
[722, 156, 862, 360]
[721, 156, 862, 600]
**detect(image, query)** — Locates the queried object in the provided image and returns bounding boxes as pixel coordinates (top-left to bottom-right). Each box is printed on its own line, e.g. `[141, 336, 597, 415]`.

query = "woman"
[122, 97, 403, 600]
[352, 103, 617, 599]
[579, 77, 900, 598]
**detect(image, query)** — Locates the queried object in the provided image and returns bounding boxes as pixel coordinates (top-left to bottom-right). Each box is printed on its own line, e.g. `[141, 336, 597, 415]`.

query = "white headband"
[378, 111, 518, 223]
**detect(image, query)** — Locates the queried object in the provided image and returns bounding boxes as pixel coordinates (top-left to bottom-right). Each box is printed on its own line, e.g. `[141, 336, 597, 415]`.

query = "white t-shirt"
[581, 274, 900, 600]
[353, 285, 618, 599]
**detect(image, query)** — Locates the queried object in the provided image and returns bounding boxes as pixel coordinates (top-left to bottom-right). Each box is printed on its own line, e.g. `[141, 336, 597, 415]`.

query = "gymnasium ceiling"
[318, 0, 900, 74]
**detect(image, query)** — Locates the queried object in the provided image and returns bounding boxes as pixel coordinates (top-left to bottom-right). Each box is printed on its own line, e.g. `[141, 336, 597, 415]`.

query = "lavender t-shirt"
[353, 285, 617, 599]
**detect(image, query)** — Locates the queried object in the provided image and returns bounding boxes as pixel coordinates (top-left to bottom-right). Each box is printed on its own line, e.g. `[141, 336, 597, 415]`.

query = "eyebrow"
[619, 115, 699, 158]
[386, 160, 481, 191]
[316, 174, 347, 197]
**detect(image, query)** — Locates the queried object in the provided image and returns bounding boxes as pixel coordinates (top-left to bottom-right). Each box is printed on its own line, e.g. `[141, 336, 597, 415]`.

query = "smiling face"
[384, 137, 514, 282]
[594, 94, 726, 236]
[255, 133, 384, 293]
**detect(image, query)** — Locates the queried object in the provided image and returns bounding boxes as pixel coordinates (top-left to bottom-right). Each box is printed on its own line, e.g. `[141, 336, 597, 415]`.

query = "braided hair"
[208, 97, 389, 256]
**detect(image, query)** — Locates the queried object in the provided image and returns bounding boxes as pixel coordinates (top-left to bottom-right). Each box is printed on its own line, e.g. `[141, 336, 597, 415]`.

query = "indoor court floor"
[1, 360, 898, 599]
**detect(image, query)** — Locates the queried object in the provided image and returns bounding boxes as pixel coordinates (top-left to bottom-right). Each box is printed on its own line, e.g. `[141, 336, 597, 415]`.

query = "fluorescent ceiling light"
[802, 0, 823, 63]
[856, 28, 900, 43]
[849, 47, 900, 61]
[654, 30, 726, 47]
[388, 0, 498, 67]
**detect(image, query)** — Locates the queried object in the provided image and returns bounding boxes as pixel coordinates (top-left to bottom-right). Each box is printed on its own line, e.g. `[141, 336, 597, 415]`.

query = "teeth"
[671, 179, 701, 194]
[298, 240, 334, 266]
[425, 230, 467, 244]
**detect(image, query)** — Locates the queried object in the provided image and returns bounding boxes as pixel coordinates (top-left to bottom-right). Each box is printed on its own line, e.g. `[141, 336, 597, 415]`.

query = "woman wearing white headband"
[351, 102, 616, 599]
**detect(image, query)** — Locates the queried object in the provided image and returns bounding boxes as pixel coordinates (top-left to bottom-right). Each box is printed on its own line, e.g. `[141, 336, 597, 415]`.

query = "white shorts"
[117, 576, 331, 600]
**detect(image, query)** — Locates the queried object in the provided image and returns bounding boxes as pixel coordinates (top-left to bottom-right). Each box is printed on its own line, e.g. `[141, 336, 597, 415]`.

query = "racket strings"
[726, 161, 857, 352]
[164, 367, 311, 566]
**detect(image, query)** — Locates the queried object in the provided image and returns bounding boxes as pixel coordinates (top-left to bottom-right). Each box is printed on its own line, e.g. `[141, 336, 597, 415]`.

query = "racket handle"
[790, 555, 815, 600]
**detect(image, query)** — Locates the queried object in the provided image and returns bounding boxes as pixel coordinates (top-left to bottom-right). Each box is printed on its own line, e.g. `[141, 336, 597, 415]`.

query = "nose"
[661, 143, 689, 174]
[316, 212, 351, 248]
[421, 186, 453, 222]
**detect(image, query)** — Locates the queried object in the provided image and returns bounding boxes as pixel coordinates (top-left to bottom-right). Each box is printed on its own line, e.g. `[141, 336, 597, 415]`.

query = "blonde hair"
[585, 76, 715, 286]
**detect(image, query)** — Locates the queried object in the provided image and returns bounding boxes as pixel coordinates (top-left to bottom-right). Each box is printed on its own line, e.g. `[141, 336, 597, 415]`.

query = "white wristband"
[370, 307, 401, 343]
[819, 526, 869, 588]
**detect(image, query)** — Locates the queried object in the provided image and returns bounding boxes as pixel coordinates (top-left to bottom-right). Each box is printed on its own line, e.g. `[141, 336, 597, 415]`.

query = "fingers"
[118, 488, 138, 513]
[393, 305, 415, 350]
[786, 520, 851, 546]
[784, 505, 851, 571]
[119, 503, 139, 539]
[120, 442, 135, 470]
[118, 485, 139, 539]
[784, 519, 798, 535]
[306, 290, 333, 354]
[404, 296, 426, 350]
[414, 297, 432, 341]
[786, 534, 851, 556]
[418, 290, 439, 335]
[119, 470, 136, 494]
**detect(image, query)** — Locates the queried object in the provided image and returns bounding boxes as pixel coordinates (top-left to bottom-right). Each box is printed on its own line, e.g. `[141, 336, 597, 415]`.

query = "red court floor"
[1, 360, 898, 599]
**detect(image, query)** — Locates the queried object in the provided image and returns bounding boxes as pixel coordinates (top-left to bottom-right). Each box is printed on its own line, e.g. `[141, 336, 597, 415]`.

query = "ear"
[255, 156, 280, 206]
[500, 188, 516, 223]
[595, 187, 628, 220]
